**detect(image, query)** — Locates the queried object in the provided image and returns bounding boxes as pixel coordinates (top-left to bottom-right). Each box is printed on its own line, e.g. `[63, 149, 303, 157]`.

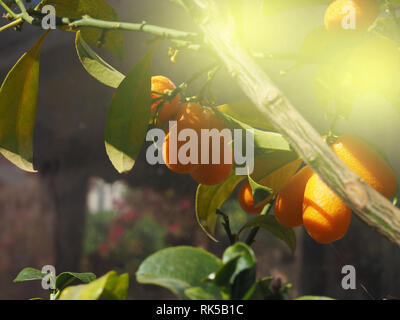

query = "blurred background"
[1, 0, 400, 300]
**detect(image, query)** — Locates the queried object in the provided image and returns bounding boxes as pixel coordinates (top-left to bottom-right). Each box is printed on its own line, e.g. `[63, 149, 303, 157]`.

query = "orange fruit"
[162, 131, 199, 174]
[162, 102, 205, 174]
[162, 102, 233, 181]
[303, 174, 352, 243]
[274, 166, 314, 228]
[189, 108, 233, 186]
[324, 0, 379, 33]
[151, 76, 181, 124]
[238, 180, 267, 214]
[303, 134, 397, 243]
[331, 134, 397, 199]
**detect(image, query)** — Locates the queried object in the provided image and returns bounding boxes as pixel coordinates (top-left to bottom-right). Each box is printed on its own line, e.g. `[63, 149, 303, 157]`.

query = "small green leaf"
[0, 31, 49, 172]
[243, 277, 273, 300]
[239, 215, 296, 253]
[13, 268, 46, 283]
[75, 31, 125, 88]
[58, 271, 128, 300]
[295, 296, 335, 300]
[108, 273, 129, 300]
[40, 0, 124, 58]
[105, 47, 154, 173]
[250, 154, 302, 204]
[56, 272, 96, 291]
[196, 171, 245, 241]
[214, 107, 291, 153]
[136, 246, 221, 300]
[222, 242, 256, 281]
[231, 267, 256, 300]
[206, 256, 241, 288]
[216, 102, 275, 131]
[247, 175, 273, 207]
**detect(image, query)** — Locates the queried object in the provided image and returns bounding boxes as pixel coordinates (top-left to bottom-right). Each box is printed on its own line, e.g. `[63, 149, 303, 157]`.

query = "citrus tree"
[3, 0, 400, 299]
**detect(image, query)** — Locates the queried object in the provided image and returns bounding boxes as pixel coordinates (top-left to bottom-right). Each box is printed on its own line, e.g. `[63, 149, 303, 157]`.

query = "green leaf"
[209, 242, 257, 300]
[136, 246, 222, 300]
[184, 287, 219, 300]
[222, 242, 256, 281]
[0, 31, 49, 172]
[239, 215, 296, 253]
[243, 277, 273, 300]
[58, 271, 128, 300]
[262, 0, 331, 16]
[216, 102, 275, 131]
[108, 273, 129, 300]
[206, 256, 241, 288]
[252, 151, 299, 182]
[13, 267, 46, 283]
[56, 272, 96, 291]
[75, 31, 125, 88]
[295, 296, 335, 300]
[40, 0, 124, 58]
[105, 47, 154, 173]
[231, 267, 256, 300]
[250, 153, 302, 203]
[196, 171, 245, 241]
[248, 175, 273, 207]
[214, 107, 291, 153]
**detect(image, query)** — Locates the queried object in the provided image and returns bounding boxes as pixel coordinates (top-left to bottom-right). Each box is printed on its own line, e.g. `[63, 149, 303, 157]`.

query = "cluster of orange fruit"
[151, 75, 233, 186]
[239, 134, 397, 244]
[324, 0, 379, 33]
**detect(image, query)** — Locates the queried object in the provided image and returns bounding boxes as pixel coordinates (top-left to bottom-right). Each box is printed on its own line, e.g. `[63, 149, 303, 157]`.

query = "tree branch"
[183, 0, 400, 246]
[0, 0, 19, 19]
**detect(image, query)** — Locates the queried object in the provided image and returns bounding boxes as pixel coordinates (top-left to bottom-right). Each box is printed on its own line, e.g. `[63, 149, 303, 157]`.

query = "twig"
[385, 0, 400, 29]
[216, 209, 236, 245]
[0, 0, 19, 19]
[0, 17, 22, 32]
[245, 202, 273, 246]
[14, 0, 33, 23]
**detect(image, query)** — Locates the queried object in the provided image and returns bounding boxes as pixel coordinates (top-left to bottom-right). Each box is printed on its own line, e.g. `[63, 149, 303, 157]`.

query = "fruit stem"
[245, 201, 273, 246]
[0, 0, 19, 19]
[0, 17, 22, 32]
[216, 209, 236, 245]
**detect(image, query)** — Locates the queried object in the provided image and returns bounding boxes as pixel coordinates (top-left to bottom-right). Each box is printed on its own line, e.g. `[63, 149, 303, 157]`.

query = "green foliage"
[58, 271, 128, 300]
[13, 267, 46, 283]
[206, 242, 256, 299]
[214, 106, 292, 153]
[247, 175, 273, 207]
[105, 47, 154, 173]
[39, 0, 124, 58]
[245, 277, 292, 300]
[136, 246, 222, 299]
[0, 31, 49, 172]
[136, 242, 304, 300]
[196, 171, 245, 241]
[83, 211, 116, 254]
[75, 31, 125, 88]
[55, 272, 96, 291]
[217, 101, 275, 131]
[239, 215, 296, 253]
